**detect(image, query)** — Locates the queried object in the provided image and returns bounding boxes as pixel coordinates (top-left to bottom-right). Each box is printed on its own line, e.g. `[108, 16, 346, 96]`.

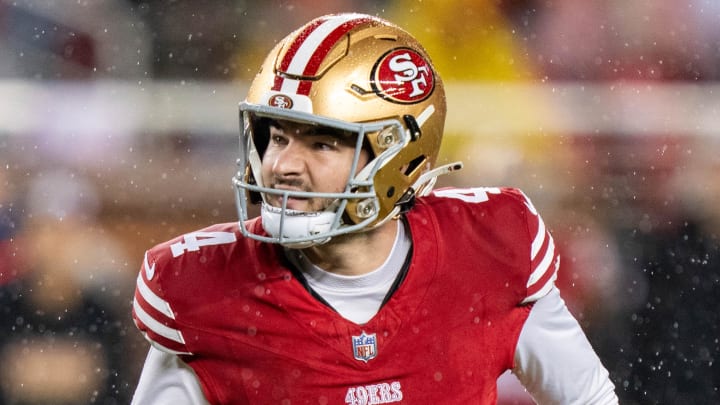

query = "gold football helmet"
[233, 13, 461, 247]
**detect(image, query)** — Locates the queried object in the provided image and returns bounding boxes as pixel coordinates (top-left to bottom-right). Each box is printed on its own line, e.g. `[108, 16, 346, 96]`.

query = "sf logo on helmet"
[372, 48, 435, 104]
[268, 94, 294, 109]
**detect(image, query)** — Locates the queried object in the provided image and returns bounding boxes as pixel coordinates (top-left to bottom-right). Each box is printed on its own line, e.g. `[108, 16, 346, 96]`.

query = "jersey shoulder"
[139, 222, 247, 287]
[418, 186, 559, 304]
[421, 186, 534, 223]
[132, 219, 271, 354]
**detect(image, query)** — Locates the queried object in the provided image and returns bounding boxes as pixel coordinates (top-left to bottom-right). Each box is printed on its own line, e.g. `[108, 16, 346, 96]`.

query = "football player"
[132, 13, 618, 404]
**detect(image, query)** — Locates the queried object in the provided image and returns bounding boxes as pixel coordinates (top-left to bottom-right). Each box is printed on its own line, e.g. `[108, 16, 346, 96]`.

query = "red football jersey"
[132, 187, 559, 404]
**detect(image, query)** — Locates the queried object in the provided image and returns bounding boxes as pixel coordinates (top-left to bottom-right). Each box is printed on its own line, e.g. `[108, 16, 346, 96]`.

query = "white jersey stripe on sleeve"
[148, 340, 192, 356]
[522, 260, 559, 304]
[137, 330, 192, 356]
[530, 215, 546, 259]
[136, 274, 176, 320]
[528, 233, 555, 286]
[133, 297, 187, 345]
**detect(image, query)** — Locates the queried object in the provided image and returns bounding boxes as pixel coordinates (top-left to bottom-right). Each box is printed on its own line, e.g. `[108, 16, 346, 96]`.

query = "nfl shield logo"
[352, 331, 377, 362]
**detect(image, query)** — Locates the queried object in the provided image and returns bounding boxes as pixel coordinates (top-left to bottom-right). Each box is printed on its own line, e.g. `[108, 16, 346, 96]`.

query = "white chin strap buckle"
[261, 203, 335, 247]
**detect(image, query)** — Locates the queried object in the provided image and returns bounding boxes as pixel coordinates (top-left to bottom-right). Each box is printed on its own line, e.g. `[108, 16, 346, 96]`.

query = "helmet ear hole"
[403, 155, 427, 177]
[403, 115, 422, 141]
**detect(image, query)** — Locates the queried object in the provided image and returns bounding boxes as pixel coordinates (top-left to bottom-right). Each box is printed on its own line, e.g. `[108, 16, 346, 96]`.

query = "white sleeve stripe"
[527, 234, 555, 286]
[146, 337, 192, 356]
[530, 215, 546, 259]
[133, 297, 187, 345]
[136, 329, 192, 356]
[522, 266, 558, 304]
[136, 274, 175, 319]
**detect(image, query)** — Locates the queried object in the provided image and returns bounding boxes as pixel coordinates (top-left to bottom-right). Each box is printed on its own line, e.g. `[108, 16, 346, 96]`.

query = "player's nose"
[271, 140, 307, 177]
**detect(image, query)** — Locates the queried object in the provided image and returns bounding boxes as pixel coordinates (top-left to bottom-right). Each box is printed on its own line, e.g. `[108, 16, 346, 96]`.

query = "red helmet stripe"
[277, 17, 327, 74]
[273, 14, 374, 95]
[272, 17, 326, 91]
[296, 17, 373, 94]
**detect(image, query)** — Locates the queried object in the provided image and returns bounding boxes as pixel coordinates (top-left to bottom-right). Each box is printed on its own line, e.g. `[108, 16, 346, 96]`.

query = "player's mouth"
[269, 187, 311, 211]
[281, 196, 310, 211]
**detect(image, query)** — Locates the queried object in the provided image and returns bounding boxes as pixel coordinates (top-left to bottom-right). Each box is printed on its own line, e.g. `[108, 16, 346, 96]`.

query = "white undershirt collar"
[287, 220, 411, 324]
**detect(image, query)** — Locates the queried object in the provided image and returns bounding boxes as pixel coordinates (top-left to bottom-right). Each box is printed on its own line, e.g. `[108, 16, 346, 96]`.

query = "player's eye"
[313, 139, 339, 151]
[270, 134, 288, 145]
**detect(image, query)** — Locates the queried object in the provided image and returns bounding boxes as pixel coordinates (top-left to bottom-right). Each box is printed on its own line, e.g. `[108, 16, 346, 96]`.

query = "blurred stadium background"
[1, 1, 718, 404]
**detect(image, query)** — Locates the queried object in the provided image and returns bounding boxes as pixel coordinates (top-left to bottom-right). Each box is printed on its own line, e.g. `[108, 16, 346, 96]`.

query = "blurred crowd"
[1, 0, 719, 404]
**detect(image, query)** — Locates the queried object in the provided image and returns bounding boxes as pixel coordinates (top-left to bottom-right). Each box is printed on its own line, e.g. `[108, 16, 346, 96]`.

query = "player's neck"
[300, 219, 400, 276]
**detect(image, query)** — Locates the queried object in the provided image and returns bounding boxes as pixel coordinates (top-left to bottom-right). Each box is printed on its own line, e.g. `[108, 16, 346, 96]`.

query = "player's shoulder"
[145, 222, 237, 267]
[419, 187, 558, 304]
[141, 219, 263, 286]
[133, 222, 242, 356]
[416, 186, 543, 241]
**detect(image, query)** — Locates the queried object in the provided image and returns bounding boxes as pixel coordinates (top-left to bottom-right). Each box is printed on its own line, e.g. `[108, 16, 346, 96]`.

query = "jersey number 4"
[170, 231, 237, 257]
[433, 187, 500, 203]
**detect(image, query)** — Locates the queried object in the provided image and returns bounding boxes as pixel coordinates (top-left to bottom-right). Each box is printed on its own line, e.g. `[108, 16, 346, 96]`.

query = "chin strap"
[413, 161, 464, 197]
[261, 203, 334, 248]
